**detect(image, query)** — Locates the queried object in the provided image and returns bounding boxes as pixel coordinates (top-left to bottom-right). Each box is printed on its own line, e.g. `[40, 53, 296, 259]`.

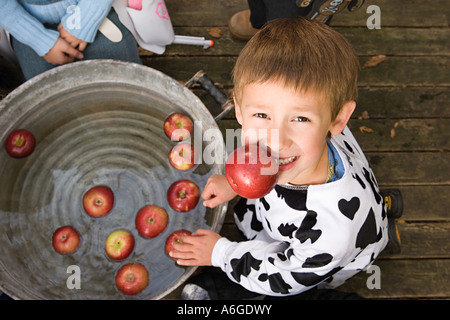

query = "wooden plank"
[142, 56, 450, 87]
[366, 152, 450, 186]
[395, 186, 450, 222]
[339, 259, 450, 299]
[331, 0, 450, 28]
[165, 0, 249, 27]
[348, 119, 450, 152]
[358, 56, 450, 87]
[379, 222, 450, 259]
[354, 87, 450, 119]
[145, 26, 450, 57]
[340, 27, 450, 57]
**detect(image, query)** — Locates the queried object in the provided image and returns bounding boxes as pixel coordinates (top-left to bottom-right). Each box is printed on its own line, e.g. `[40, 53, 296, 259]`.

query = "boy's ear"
[329, 100, 356, 136]
[233, 94, 243, 125]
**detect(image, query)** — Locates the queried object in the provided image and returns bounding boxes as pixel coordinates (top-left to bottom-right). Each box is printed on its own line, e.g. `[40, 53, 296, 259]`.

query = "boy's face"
[234, 80, 353, 186]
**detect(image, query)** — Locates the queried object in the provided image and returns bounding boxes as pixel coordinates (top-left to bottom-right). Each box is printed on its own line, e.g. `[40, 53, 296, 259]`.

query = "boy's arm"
[201, 174, 237, 208]
[208, 236, 346, 296]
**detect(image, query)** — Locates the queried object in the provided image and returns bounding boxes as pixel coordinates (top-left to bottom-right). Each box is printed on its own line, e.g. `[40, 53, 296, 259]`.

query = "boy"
[170, 17, 401, 299]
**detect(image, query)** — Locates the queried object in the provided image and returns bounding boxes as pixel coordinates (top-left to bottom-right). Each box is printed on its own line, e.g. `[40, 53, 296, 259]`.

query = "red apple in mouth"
[165, 229, 192, 258]
[135, 205, 169, 238]
[52, 226, 81, 255]
[225, 144, 279, 199]
[167, 179, 200, 212]
[164, 112, 194, 141]
[83, 185, 114, 217]
[5, 129, 36, 158]
[168, 142, 197, 171]
[105, 230, 135, 261]
[115, 263, 149, 295]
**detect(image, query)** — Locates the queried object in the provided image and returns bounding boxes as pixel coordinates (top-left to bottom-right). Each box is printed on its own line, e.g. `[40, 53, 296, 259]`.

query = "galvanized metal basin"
[0, 60, 227, 299]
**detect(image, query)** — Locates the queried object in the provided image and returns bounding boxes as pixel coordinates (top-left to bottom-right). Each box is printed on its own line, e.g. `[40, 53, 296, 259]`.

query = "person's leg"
[262, 0, 310, 23]
[12, 8, 141, 81]
[247, 0, 267, 28]
[11, 36, 55, 81]
[81, 8, 141, 64]
[229, 0, 311, 40]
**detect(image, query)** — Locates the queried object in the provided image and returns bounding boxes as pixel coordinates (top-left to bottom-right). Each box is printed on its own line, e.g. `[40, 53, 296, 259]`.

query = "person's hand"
[57, 23, 88, 51]
[169, 229, 222, 266]
[201, 174, 237, 208]
[43, 37, 84, 65]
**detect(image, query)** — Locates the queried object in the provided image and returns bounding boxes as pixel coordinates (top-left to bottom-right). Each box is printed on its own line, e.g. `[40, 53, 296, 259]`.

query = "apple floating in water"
[168, 142, 198, 171]
[135, 205, 169, 238]
[83, 185, 114, 218]
[115, 263, 149, 296]
[167, 179, 200, 212]
[164, 112, 194, 141]
[5, 129, 36, 158]
[52, 226, 81, 255]
[105, 230, 135, 261]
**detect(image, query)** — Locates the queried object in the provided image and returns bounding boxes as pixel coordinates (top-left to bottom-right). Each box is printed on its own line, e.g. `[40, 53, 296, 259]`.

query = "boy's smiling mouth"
[278, 156, 299, 171]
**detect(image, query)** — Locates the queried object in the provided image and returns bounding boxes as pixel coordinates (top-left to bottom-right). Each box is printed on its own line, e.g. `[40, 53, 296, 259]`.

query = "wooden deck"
[1, 0, 449, 300]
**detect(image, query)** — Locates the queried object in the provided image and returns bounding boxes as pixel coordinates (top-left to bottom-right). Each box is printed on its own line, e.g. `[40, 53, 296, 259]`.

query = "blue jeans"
[247, 0, 310, 28]
[12, 8, 142, 81]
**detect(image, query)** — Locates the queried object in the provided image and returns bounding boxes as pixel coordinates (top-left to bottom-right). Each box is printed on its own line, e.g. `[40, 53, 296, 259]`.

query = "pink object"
[128, 0, 142, 11]
[155, 1, 170, 20]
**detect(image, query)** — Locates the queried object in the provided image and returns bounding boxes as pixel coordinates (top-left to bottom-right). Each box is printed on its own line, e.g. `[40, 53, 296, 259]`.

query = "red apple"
[83, 185, 114, 217]
[225, 144, 279, 199]
[5, 129, 35, 158]
[135, 205, 169, 238]
[168, 142, 198, 171]
[115, 263, 149, 295]
[52, 226, 81, 255]
[169, 142, 197, 171]
[105, 230, 135, 261]
[165, 229, 192, 258]
[167, 179, 200, 212]
[164, 112, 194, 141]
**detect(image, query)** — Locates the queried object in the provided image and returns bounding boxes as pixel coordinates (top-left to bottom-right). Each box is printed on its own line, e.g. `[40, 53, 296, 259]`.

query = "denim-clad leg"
[247, 0, 311, 28]
[12, 8, 141, 81]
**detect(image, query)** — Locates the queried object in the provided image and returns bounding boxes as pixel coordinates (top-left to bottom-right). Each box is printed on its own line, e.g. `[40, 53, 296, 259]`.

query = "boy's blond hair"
[232, 17, 360, 121]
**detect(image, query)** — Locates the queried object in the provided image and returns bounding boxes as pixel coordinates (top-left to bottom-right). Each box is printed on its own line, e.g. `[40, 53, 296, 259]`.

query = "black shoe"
[385, 218, 402, 254]
[380, 189, 403, 219]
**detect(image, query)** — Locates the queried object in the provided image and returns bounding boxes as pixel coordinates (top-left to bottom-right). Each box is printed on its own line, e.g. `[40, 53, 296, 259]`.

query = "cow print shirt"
[211, 127, 389, 296]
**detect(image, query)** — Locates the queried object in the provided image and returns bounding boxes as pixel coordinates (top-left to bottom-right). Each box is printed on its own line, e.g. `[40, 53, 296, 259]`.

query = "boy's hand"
[170, 229, 221, 266]
[43, 37, 84, 65]
[57, 23, 88, 51]
[201, 174, 237, 208]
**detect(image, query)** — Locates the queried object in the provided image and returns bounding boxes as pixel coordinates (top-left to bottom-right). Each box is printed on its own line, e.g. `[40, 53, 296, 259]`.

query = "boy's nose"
[265, 128, 291, 154]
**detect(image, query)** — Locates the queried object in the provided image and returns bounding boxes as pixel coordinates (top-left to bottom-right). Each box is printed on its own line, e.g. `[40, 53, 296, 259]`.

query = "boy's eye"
[293, 116, 310, 122]
[254, 113, 269, 119]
